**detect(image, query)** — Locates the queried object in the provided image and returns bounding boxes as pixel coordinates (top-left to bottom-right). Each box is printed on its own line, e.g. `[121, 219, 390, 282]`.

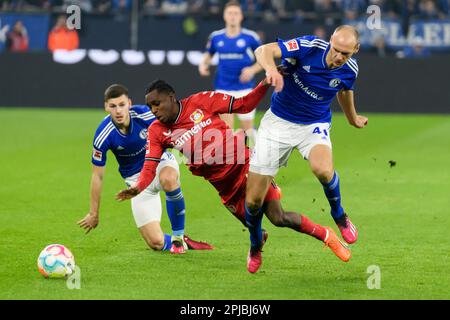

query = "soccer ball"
[37, 244, 75, 278]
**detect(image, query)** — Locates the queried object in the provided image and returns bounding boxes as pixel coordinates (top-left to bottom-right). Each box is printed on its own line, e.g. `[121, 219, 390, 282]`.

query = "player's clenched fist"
[116, 187, 140, 201]
[351, 115, 368, 128]
[265, 68, 284, 93]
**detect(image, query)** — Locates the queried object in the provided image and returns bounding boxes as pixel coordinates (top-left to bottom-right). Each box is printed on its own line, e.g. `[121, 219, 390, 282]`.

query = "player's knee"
[159, 169, 179, 192]
[246, 197, 265, 211]
[311, 163, 334, 182]
[145, 234, 165, 251]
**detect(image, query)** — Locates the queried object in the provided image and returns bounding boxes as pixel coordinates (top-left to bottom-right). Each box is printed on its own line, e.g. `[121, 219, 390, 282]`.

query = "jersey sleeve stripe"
[228, 96, 235, 114]
[347, 59, 359, 71]
[209, 28, 226, 39]
[94, 126, 114, 148]
[242, 28, 260, 41]
[300, 40, 327, 50]
[94, 122, 114, 147]
[346, 62, 359, 76]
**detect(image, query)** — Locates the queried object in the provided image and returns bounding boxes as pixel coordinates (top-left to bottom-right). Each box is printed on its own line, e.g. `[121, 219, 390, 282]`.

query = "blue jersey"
[206, 28, 261, 91]
[271, 36, 358, 124]
[91, 105, 156, 178]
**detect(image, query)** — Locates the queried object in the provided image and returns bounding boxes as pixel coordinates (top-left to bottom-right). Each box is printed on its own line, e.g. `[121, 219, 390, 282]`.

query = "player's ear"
[354, 43, 360, 54]
[104, 101, 108, 112]
[128, 98, 132, 107]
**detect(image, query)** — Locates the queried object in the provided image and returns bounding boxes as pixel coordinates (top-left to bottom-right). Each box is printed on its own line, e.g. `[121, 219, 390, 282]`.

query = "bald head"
[332, 25, 359, 47]
[326, 25, 360, 68]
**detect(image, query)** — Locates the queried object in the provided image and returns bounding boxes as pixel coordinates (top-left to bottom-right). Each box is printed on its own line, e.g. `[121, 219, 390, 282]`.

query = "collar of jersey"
[174, 100, 183, 124]
[322, 43, 345, 72]
[111, 114, 133, 137]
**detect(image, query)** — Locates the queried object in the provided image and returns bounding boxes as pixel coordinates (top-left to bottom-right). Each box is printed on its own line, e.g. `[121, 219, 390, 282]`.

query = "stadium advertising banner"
[349, 19, 450, 50]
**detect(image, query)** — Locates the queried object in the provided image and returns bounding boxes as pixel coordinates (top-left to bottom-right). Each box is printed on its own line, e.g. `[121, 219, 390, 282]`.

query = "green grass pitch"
[0, 107, 449, 299]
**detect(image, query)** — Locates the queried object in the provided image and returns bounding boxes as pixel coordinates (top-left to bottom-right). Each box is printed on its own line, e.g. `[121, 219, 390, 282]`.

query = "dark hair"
[104, 84, 129, 102]
[145, 80, 175, 96]
[224, 0, 241, 10]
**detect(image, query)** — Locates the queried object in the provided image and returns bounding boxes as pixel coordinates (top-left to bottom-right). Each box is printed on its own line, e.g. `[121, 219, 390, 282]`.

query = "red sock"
[299, 215, 327, 241]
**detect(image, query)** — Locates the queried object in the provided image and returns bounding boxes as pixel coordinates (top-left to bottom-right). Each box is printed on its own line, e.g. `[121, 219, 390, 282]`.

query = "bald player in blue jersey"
[198, 0, 262, 142]
[244, 25, 368, 273]
[77, 84, 212, 254]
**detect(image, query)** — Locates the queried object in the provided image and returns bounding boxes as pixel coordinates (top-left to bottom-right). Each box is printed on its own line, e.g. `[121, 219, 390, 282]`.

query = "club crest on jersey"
[139, 129, 147, 139]
[329, 78, 341, 88]
[236, 39, 246, 48]
[284, 39, 299, 52]
[92, 148, 103, 161]
[190, 109, 204, 124]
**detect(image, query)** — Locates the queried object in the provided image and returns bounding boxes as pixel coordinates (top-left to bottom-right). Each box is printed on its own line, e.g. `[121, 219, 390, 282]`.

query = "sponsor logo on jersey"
[139, 129, 147, 139]
[292, 72, 323, 100]
[174, 118, 212, 148]
[329, 78, 341, 88]
[236, 39, 246, 48]
[117, 146, 124, 151]
[219, 53, 244, 60]
[218, 40, 224, 47]
[92, 148, 103, 161]
[303, 65, 311, 72]
[284, 39, 299, 52]
[163, 129, 172, 136]
[190, 109, 204, 124]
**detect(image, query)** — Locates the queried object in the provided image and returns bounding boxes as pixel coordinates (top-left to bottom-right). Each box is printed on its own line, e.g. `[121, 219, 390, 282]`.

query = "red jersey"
[136, 81, 270, 201]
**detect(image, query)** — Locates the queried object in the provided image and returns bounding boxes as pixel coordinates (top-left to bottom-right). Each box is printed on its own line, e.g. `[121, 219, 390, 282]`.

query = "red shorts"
[207, 163, 282, 226]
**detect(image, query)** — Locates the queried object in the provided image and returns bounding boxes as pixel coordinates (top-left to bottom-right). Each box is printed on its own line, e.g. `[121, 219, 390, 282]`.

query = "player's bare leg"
[245, 172, 272, 273]
[308, 144, 358, 244]
[220, 113, 235, 130]
[264, 200, 351, 262]
[139, 221, 165, 250]
[239, 116, 256, 148]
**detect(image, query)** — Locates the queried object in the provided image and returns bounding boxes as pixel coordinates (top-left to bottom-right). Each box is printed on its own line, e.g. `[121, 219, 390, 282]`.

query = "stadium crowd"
[1, 0, 449, 19]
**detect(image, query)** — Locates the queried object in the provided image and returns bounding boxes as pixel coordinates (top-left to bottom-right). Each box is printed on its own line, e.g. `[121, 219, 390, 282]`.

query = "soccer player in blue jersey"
[244, 25, 368, 272]
[77, 84, 212, 254]
[198, 0, 262, 142]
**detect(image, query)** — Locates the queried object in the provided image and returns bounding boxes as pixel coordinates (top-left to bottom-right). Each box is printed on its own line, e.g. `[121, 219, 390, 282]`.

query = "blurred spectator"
[373, 35, 387, 57]
[94, 0, 112, 13]
[240, 0, 269, 15]
[313, 25, 328, 39]
[48, 15, 79, 51]
[187, 0, 205, 14]
[207, 0, 222, 15]
[161, 0, 188, 14]
[401, 0, 418, 35]
[398, 38, 431, 58]
[112, 0, 132, 11]
[143, 0, 160, 14]
[417, 0, 442, 19]
[438, 0, 449, 15]
[63, 0, 93, 13]
[341, 0, 367, 20]
[315, 0, 340, 25]
[6, 20, 29, 52]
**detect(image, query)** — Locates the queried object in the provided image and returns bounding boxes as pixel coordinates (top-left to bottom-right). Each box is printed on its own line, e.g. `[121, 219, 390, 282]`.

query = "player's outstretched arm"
[198, 52, 212, 77]
[337, 89, 368, 128]
[255, 42, 284, 92]
[115, 186, 140, 201]
[240, 62, 264, 83]
[77, 165, 104, 234]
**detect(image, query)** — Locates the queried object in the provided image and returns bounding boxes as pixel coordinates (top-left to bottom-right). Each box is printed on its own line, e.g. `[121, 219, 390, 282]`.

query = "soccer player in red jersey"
[116, 78, 351, 273]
